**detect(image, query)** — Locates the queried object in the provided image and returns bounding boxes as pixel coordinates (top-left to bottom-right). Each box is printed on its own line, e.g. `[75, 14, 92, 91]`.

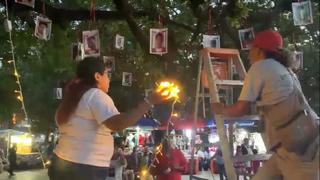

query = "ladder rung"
[215, 80, 244, 85]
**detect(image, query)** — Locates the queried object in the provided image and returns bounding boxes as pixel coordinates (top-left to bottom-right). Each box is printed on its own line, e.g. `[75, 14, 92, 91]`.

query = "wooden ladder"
[192, 48, 247, 180]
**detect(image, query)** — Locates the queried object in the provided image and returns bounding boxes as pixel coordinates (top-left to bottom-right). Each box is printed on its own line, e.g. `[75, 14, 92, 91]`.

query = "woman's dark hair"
[265, 49, 289, 67]
[56, 57, 105, 125]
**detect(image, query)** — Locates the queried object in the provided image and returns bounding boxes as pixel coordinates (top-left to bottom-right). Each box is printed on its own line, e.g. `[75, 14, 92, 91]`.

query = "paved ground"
[0, 169, 219, 180]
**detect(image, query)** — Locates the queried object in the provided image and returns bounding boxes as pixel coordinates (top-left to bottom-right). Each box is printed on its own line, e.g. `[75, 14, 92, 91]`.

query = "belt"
[276, 110, 308, 130]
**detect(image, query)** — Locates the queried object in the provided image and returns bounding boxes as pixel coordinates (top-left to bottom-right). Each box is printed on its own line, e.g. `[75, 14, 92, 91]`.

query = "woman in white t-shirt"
[48, 57, 169, 180]
[211, 29, 319, 180]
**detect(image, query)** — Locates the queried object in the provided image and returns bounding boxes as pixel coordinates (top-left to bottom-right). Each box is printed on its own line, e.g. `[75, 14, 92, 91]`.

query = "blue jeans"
[48, 154, 108, 180]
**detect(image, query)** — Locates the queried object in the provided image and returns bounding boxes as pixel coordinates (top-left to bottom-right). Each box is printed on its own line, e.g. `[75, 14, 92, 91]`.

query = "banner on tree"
[122, 72, 132, 86]
[115, 34, 124, 50]
[202, 35, 221, 48]
[15, 0, 35, 8]
[292, 1, 313, 26]
[103, 56, 115, 72]
[35, 16, 52, 41]
[238, 28, 254, 50]
[150, 28, 168, 55]
[82, 30, 100, 58]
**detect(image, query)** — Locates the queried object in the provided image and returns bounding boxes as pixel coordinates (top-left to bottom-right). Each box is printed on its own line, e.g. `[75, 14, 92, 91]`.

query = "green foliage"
[0, 0, 319, 133]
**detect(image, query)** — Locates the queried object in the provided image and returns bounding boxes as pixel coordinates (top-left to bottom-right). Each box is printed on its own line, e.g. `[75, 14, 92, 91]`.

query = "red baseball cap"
[252, 29, 283, 52]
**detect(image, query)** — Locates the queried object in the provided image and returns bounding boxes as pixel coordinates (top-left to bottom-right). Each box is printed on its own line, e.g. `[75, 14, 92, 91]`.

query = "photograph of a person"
[290, 51, 304, 70]
[122, 72, 132, 86]
[292, 1, 313, 26]
[115, 34, 124, 50]
[82, 30, 100, 57]
[35, 16, 52, 40]
[55, 88, 63, 100]
[239, 28, 255, 50]
[203, 35, 221, 48]
[15, 0, 35, 8]
[71, 42, 83, 61]
[103, 56, 115, 72]
[150, 28, 168, 55]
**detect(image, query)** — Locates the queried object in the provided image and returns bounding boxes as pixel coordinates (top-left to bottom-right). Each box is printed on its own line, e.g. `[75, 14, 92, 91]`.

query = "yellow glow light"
[156, 81, 180, 100]
[141, 169, 148, 176]
[17, 95, 23, 101]
[172, 112, 179, 117]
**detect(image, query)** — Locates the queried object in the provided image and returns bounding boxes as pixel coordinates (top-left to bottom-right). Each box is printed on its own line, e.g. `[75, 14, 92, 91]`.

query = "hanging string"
[89, 0, 96, 29]
[4, 0, 46, 169]
[158, 14, 163, 28]
[207, 8, 213, 34]
[42, 2, 46, 16]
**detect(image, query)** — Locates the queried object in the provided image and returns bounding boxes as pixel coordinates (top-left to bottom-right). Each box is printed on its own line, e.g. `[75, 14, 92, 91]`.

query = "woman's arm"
[103, 90, 166, 131]
[211, 100, 251, 117]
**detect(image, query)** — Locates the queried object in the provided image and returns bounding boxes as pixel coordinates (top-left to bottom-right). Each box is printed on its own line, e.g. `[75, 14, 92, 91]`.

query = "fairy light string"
[4, 0, 46, 168]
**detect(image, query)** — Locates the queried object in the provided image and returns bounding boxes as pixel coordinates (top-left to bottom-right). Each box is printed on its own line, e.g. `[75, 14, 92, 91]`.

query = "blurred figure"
[8, 144, 17, 177]
[214, 148, 226, 180]
[150, 137, 187, 180]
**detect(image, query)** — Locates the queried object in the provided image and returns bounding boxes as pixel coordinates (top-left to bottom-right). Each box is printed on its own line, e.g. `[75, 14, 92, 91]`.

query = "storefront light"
[185, 129, 192, 139]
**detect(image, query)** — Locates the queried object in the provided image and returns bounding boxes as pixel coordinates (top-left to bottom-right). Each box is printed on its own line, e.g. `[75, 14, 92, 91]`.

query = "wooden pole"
[189, 53, 203, 180]
[203, 51, 237, 180]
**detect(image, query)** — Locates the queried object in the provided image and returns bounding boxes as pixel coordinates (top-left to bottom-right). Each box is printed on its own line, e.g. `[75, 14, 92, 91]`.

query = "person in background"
[240, 138, 253, 174]
[234, 145, 247, 180]
[48, 57, 170, 180]
[8, 144, 17, 177]
[214, 148, 227, 180]
[211, 29, 319, 179]
[150, 136, 188, 180]
[107, 138, 127, 180]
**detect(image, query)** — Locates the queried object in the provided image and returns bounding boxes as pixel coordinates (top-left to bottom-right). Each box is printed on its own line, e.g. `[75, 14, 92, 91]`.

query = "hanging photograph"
[15, 0, 35, 8]
[54, 88, 63, 99]
[202, 35, 221, 48]
[35, 16, 52, 41]
[122, 72, 132, 86]
[292, 1, 313, 26]
[115, 34, 124, 50]
[150, 28, 168, 55]
[82, 30, 100, 58]
[71, 42, 84, 61]
[290, 51, 303, 70]
[103, 56, 115, 72]
[238, 28, 255, 50]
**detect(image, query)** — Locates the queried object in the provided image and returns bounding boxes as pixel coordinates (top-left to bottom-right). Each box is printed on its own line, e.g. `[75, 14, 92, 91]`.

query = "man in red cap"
[211, 29, 319, 179]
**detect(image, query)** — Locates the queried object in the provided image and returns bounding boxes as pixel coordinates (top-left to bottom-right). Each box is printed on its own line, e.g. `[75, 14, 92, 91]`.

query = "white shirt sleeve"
[88, 89, 120, 124]
[239, 63, 264, 102]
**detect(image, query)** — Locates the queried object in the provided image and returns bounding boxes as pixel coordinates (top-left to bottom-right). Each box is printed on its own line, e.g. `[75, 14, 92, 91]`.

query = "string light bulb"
[156, 81, 180, 100]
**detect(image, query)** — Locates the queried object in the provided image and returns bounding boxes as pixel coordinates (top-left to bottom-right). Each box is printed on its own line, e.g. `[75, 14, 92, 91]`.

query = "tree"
[0, 0, 318, 133]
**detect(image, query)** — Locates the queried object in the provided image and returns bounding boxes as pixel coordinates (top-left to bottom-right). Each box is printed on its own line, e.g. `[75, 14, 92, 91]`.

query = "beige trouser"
[252, 139, 319, 180]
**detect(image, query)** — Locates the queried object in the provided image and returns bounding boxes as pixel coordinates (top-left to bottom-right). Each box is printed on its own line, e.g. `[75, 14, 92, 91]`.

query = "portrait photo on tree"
[82, 30, 100, 58]
[103, 56, 115, 72]
[122, 72, 132, 86]
[71, 42, 83, 61]
[290, 51, 304, 70]
[292, 1, 313, 26]
[150, 28, 168, 55]
[115, 34, 124, 50]
[34, 16, 52, 41]
[238, 27, 255, 50]
[202, 35, 221, 48]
